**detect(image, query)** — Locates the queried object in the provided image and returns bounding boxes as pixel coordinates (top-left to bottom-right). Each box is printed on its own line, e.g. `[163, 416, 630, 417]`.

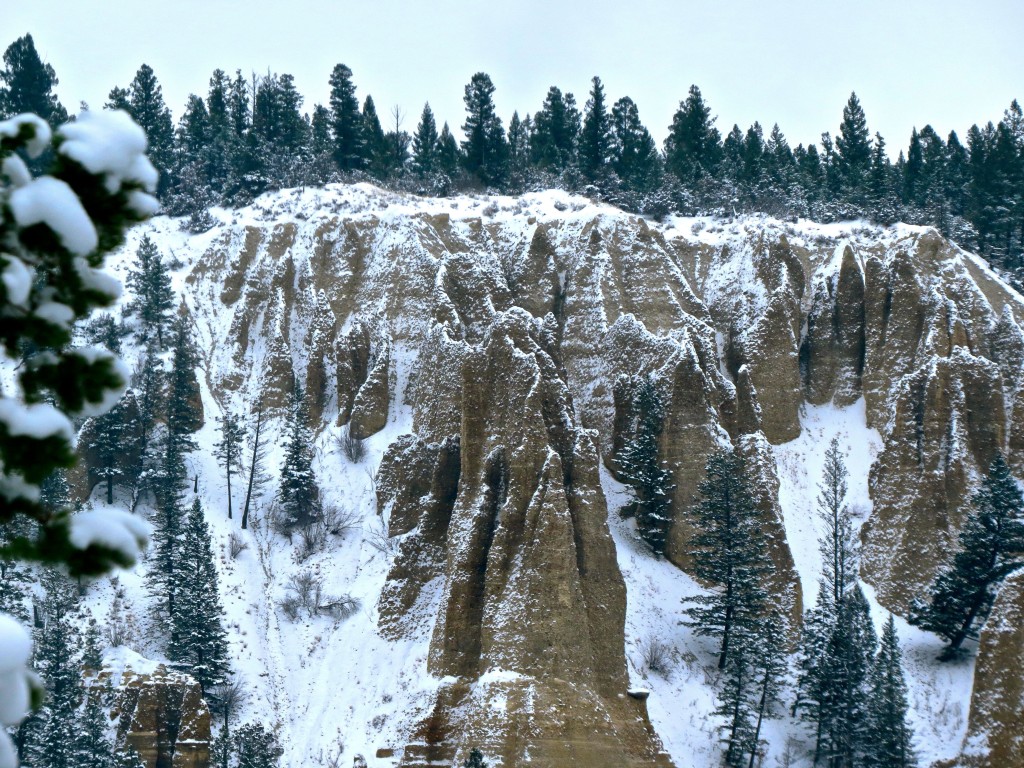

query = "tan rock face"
[114, 666, 211, 768]
[861, 348, 1006, 612]
[180, 193, 1024, 764]
[951, 577, 1024, 768]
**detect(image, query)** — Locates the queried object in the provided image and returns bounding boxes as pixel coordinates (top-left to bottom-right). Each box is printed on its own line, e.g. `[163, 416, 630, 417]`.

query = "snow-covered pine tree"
[168, 498, 230, 692]
[328, 64, 363, 173]
[412, 103, 438, 178]
[76, 688, 117, 768]
[125, 235, 174, 348]
[715, 633, 757, 768]
[819, 438, 857, 606]
[462, 749, 489, 768]
[910, 453, 1024, 659]
[813, 585, 878, 768]
[84, 391, 141, 505]
[234, 722, 283, 768]
[615, 376, 674, 556]
[685, 449, 774, 669]
[865, 615, 916, 768]
[214, 409, 244, 520]
[0, 108, 156, 766]
[24, 573, 82, 768]
[580, 76, 612, 184]
[277, 384, 319, 533]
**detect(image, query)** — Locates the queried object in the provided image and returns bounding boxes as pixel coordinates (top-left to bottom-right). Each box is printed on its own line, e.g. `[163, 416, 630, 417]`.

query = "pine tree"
[818, 439, 856, 606]
[835, 92, 872, 204]
[530, 86, 577, 172]
[615, 376, 674, 555]
[234, 722, 282, 768]
[125, 235, 175, 348]
[610, 96, 658, 193]
[26, 573, 82, 768]
[665, 85, 722, 184]
[0, 104, 156, 764]
[462, 749, 489, 768]
[84, 390, 141, 505]
[461, 72, 506, 186]
[214, 409, 244, 520]
[580, 76, 612, 184]
[411, 103, 439, 177]
[328, 64, 363, 172]
[121, 64, 175, 196]
[910, 454, 1024, 659]
[277, 384, 319, 532]
[685, 449, 774, 669]
[0, 34, 68, 128]
[168, 499, 230, 692]
[436, 122, 460, 179]
[361, 95, 388, 179]
[76, 687, 117, 768]
[865, 615, 916, 768]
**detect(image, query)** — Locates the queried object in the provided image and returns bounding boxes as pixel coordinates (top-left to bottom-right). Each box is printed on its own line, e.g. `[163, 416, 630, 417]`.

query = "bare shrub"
[338, 426, 365, 463]
[228, 531, 248, 559]
[364, 520, 397, 557]
[281, 569, 358, 622]
[208, 679, 248, 728]
[640, 636, 674, 678]
[104, 584, 139, 648]
[296, 504, 361, 561]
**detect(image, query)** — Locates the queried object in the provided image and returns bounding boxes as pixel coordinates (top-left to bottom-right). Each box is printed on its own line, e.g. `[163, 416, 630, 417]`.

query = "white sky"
[6, 1, 1023, 155]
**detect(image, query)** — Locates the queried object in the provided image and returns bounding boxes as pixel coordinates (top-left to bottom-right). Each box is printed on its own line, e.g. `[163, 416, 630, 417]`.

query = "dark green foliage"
[797, 440, 881, 767]
[168, 499, 231, 692]
[329, 64, 363, 172]
[0, 34, 68, 127]
[277, 384, 319, 532]
[910, 454, 1024, 659]
[836, 92, 872, 204]
[76, 686, 117, 768]
[361, 95, 388, 179]
[113, 65, 175, 196]
[462, 748, 489, 768]
[685, 449, 773, 670]
[84, 390, 142, 504]
[531, 86, 578, 173]
[665, 85, 722, 184]
[580, 76, 612, 184]
[865, 616, 916, 768]
[125, 235, 174, 348]
[461, 72, 506, 186]
[214, 409, 244, 520]
[610, 96, 658, 193]
[615, 376, 674, 556]
[411, 103, 439, 177]
[234, 722, 283, 768]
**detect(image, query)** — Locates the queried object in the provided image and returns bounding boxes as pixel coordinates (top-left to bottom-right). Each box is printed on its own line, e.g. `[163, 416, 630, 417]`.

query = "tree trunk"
[241, 403, 263, 530]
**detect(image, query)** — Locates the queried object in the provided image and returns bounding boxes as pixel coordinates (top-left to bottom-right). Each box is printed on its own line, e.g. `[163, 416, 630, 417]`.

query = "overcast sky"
[6, 1, 1022, 155]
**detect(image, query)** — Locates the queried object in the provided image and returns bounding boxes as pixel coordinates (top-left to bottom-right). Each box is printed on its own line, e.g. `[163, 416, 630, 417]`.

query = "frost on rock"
[69, 508, 151, 564]
[8, 176, 98, 256]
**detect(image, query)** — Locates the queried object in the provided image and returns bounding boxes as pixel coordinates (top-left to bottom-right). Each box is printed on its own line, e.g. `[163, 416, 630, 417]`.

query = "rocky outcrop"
[176, 188, 1024, 765]
[114, 666, 210, 768]
[388, 309, 672, 767]
[953, 577, 1024, 767]
[861, 348, 1006, 611]
[800, 246, 866, 406]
